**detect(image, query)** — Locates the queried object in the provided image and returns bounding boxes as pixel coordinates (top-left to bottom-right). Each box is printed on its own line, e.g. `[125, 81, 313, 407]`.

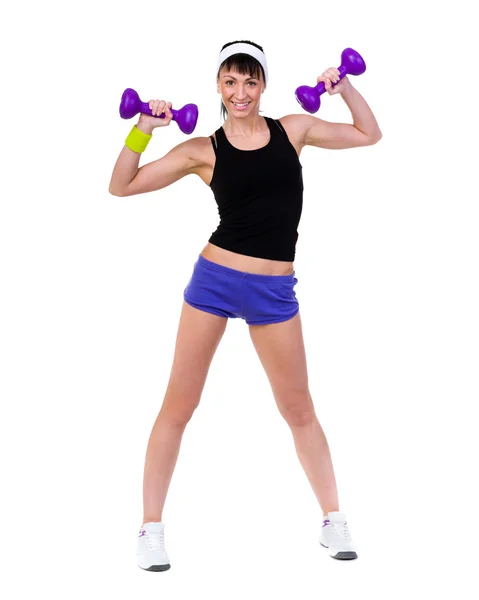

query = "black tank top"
[208, 116, 304, 262]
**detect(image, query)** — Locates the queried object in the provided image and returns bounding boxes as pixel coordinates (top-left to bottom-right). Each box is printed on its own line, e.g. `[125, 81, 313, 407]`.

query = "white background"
[1, 0, 478, 598]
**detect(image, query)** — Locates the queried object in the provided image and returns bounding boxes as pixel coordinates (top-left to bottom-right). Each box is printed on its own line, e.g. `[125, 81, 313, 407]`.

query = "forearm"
[109, 122, 154, 196]
[340, 83, 382, 140]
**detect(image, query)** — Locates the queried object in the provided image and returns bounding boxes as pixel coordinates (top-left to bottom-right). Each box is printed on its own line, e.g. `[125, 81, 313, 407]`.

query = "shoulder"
[179, 135, 214, 152]
[172, 135, 215, 167]
[275, 114, 314, 147]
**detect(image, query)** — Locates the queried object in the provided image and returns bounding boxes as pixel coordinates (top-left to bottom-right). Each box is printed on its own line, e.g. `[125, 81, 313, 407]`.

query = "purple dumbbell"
[119, 88, 199, 134]
[295, 48, 367, 114]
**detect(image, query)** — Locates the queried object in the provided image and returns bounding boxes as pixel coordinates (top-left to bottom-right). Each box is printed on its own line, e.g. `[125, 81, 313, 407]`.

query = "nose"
[235, 84, 248, 99]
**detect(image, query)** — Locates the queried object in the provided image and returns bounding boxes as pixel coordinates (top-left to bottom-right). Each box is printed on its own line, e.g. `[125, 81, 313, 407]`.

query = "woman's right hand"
[137, 100, 173, 134]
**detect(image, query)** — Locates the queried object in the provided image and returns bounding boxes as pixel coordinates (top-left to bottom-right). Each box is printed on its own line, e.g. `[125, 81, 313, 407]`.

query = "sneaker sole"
[139, 564, 171, 571]
[320, 542, 358, 560]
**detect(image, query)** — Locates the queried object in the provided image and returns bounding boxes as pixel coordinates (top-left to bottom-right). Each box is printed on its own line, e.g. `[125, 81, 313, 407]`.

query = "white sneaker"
[319, 511, 359, 560]
[137, 522, 171, 571]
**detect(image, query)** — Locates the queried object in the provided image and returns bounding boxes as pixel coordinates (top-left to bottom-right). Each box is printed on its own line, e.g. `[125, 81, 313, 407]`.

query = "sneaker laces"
[331, 520, 352, 541]
[146, 530, 165, 551]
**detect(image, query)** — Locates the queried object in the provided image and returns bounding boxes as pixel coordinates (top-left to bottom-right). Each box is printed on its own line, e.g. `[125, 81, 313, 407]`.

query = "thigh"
[161, 301, 228, 423]
[248, 311, 313, 419]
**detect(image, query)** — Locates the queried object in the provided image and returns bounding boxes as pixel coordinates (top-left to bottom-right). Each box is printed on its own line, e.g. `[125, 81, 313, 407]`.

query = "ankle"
[323, 509, 339, 517]
[142, 518, 163, 525]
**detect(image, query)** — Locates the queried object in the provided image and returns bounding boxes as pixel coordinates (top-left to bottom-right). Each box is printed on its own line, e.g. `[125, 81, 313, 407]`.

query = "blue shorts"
[183, 254, 299, 326]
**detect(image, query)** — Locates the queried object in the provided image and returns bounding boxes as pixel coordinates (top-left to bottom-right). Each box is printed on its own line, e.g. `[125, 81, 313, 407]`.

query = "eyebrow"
[222, 75, 259, 81]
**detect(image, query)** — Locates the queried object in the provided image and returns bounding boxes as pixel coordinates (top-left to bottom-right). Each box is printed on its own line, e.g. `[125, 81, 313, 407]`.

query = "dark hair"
[218, 40, 266, 121]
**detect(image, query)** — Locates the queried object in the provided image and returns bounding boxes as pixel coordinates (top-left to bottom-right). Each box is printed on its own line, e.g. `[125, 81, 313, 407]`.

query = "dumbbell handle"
[315, 65, 348, 96]
[138, 101, 178, 121]
[119, 88, 198, 134]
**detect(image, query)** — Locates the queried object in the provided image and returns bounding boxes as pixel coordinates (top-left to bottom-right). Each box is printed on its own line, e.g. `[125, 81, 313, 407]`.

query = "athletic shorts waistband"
[197, 254, 295, 282]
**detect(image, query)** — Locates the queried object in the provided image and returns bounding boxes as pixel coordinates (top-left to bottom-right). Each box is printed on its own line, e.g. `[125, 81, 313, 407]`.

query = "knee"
[160, 406, 197, 427]
[160, 393, 200, 427]
[276, 393, 316, 426]
[282, 408, 316, 427]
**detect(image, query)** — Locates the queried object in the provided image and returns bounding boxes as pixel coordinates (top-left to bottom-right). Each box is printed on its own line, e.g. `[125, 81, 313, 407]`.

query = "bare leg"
[288, 414, 340, 517]
[142, 411, 187, 525]
[247, 315, 339, 518]
[141, 302, 228, 525]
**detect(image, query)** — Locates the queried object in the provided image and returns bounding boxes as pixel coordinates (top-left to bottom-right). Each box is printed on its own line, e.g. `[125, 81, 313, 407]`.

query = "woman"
[109, 40, 382, 570]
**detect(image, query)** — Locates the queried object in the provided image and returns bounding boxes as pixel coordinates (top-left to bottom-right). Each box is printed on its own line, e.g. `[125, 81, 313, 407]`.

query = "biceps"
[125, 151, 194, 196]
[305, 119, 371, 149]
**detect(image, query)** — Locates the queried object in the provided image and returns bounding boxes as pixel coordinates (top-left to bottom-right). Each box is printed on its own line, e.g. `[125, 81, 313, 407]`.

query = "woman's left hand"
[317, 67, 351, 95]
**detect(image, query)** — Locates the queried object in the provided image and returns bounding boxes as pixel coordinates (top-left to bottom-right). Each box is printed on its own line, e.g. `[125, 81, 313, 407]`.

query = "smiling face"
[217, 68, 265, 117]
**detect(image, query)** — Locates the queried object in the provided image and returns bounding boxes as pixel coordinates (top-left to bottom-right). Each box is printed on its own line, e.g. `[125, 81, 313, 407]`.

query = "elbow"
[369, 130, 383, 145]
[109, 185, 127, 197]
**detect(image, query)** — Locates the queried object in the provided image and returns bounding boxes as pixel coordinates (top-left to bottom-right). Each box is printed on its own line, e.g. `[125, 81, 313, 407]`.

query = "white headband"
[217, 43, 268, 85]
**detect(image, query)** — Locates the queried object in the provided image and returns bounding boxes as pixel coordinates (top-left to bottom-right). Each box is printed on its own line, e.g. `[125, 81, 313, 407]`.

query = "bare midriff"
[200, 242, 294, 276]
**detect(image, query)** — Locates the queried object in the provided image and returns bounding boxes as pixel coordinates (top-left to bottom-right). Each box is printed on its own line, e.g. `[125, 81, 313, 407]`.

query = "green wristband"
[125, 125, 152, 153]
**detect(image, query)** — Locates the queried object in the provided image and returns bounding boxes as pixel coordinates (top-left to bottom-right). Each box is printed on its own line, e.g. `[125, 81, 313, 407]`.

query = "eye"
[248, 82, 257, 86]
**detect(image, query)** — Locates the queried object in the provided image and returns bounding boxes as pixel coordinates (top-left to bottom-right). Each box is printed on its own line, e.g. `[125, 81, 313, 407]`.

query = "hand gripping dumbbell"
[295, 48, 367, 114]
[119, 88, 199, 134]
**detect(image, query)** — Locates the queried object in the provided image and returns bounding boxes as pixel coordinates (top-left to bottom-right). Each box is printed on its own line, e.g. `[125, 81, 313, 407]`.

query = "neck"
[223, 113, 266, 137]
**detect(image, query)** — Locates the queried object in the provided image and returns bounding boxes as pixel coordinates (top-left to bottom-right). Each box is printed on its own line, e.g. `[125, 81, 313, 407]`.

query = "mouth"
[232, 101, 250, 111]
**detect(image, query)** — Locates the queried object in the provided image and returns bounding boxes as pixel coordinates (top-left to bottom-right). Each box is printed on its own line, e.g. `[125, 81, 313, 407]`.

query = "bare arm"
[109, 123, 199, 197]
[282, 78, 382, 150]
[304, 115, 378, 149]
